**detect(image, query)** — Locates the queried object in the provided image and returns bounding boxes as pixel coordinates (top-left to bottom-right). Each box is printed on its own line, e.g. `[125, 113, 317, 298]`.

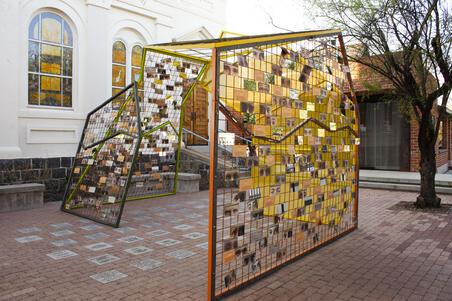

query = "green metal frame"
[61, 48, 209, 227]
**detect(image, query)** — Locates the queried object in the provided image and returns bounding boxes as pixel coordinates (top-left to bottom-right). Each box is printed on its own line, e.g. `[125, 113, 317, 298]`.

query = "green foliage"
[243, 112, 256, 124]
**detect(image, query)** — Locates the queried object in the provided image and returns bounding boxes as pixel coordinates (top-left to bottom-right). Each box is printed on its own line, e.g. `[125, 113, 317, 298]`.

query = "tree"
[310, 0, 452, 208]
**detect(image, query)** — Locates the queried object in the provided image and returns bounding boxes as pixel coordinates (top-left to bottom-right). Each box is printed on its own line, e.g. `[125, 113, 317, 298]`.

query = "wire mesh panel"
[61, 86, 140, 227]
[61, 49, 208, 227]
[126, 49, 208, 200]
[212, 33, 359, 297]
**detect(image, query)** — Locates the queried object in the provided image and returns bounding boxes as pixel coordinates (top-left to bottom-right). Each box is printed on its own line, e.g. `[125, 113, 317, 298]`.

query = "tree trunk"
[415, 112, 441, 208]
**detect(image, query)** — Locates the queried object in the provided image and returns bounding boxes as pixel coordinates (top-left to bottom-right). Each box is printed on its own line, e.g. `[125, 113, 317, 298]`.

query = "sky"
[225, 0, 327, 35]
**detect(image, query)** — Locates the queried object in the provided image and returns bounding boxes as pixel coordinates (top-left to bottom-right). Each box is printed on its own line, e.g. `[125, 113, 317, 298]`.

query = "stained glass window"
[112, 41, 127, 100]
[28, 12, 73, 107]
[112, 42, 143, 101]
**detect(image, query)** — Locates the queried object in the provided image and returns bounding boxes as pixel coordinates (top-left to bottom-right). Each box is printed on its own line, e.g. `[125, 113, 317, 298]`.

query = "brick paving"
[1, 189, 452, 300]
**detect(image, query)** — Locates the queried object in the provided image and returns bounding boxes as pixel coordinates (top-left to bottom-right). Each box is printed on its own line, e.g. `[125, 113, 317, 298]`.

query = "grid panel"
[127, 50, 207, 199]
[62, 50, 207, 227]
[213, 35, 359, 296]
[62, 87, 140, 227]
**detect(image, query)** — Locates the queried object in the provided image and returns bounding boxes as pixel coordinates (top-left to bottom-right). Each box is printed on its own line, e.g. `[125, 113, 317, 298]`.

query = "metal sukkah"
[62, 29, 360, 300]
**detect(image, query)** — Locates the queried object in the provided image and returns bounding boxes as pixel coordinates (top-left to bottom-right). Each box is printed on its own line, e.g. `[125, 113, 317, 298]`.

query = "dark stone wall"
[0, 157, 72, 202]
[178, 151, 225, 190]
[0, 152, 219, 202]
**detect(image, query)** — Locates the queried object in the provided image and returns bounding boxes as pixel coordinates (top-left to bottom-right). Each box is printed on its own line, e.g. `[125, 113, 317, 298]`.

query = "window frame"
[111, 41, 143, 97]
[27, 11, 74, 109]
[112, 40, 127, 94]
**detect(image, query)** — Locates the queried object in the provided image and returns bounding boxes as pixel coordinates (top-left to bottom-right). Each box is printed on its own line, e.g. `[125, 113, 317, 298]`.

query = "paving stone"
[141, 222, 161, 228]
[113, 226, 136, 234]
[117, 236, 144, 243]
[146, 230, 170, 237]
[186, 213, 202, 219]
[123, 246, 153, 255]
[155, 239, 182, 247]
[79, 219, 91, 224]
[90, 270, 128, 284]
[47, 250, 78, 260]
[173, 224, 194, 231]
[132, 258, 164, 271]
[15, 235, 43, 243]
[84, 232, 110, 240]
[182, 232, 206, 239]
[84, 242, 113, 251]
[51, 239, 78, 247]
[157, 212, 172, 217]
[88, 254, 120, 265]
[167, 250, 196, 259]
[80, 224, 103, 231]
[50, 230, 75, 237]
[50, 222, 73, 229]
[195, 242, 209, 250]
[17, 226, 41, 234]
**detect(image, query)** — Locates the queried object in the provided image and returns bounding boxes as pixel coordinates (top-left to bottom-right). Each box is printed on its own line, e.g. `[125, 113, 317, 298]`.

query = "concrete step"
[359, 170, 452, 187]
[181, 147, 233, 169]
[359, 181, 452, 194]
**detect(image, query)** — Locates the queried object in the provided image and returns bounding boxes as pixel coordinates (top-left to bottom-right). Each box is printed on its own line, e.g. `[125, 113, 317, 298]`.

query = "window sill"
[18, 108, 85, 120]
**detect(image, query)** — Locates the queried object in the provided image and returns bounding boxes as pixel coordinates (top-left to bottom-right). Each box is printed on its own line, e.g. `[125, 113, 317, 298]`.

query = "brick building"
[350, 60, 452, 173]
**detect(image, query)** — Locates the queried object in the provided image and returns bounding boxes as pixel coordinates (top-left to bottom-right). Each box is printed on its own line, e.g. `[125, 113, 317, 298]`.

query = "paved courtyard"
[2, 189, 452, 300]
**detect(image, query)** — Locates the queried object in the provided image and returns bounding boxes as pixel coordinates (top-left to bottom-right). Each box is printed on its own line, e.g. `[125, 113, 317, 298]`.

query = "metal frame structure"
[61, 29, 359, 300]
[145, 30, 359, 300]
[61, 49, 209, 227]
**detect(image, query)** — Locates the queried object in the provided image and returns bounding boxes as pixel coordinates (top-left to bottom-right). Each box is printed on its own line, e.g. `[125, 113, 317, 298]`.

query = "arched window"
[28, 12, 73, 107]
[111, 42, 143, 101]
[131, 45, 143, 86]
[112, 41, 126, 98]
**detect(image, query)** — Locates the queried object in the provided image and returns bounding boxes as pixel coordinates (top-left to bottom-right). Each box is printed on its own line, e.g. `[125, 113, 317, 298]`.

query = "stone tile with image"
[173, 224, 194, 231]
[50, 222, 73, 229]
[117, 236, 144, 243]
[197, 220, 209, 226]
[79, 219, 91, 224]
[186, 213, 202, 219]
[17, 226, 41, 234]
[51, 239, 78, 247]
[167, 219, 184, 224]
[113, 226, 136, 234]
[195, 242, 209, 250]
[167, 250, 197, 260]
[146, 230, 170, 237]
[50, 230, 75, 237]
[141, 222, 161, 229]
[47, 250, 78, 260]
[80, 224, 103, 231]
[124, 246, 153, 255]
[88, 254, 120, 265]
[84, 232, 110, 240]
[155, 239, 182, 247]
[131, 258, 164, 271]
[15, 235, 43, 243]
[90, 270, 128, 284]
[183, 232, 206, 240]
[84, 242, 113, 251]
[157, 212, 172, 217]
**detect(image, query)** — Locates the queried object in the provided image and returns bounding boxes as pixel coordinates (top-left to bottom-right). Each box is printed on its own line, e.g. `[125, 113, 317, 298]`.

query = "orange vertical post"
[207, 47, 218, 301]
[338, 33, 360, 225]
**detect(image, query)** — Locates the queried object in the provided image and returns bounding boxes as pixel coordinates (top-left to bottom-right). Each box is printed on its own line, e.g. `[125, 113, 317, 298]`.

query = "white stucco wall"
[0, 0, 226, 159]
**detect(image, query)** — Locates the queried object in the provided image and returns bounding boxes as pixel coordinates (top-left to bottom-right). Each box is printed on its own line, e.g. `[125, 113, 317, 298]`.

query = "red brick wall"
[409, 117, 450, 172]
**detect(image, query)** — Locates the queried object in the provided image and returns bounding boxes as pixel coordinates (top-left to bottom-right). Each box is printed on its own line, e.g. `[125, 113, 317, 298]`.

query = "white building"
[0, 0, 226, 160]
